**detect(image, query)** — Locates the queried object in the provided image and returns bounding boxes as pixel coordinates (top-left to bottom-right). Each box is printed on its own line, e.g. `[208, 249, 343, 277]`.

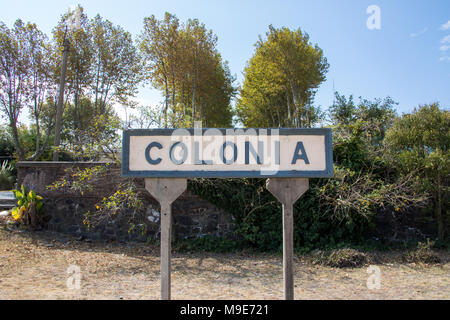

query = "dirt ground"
[0, 227, 449, 300]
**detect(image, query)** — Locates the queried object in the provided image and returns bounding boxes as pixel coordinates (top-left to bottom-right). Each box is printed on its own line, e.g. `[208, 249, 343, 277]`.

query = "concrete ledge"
[17, 161, 112, 168]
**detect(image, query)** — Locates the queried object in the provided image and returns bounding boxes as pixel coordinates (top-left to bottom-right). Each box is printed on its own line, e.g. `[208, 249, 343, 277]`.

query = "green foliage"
[0, 126, 17, 187]
[188, 178, 376, 252]
[385, 103, 449, 177]
[237, 25, 329, 128]
[10, 185, 44, 228]
[329, 94, 357, 126]
[89, 14, 142, 110]
[186, 93, 429, 252]
[385, 103, 449, 239]
[49, 165, 146, 237]
[0, 161, 14, 190]
[53, 7, 142, 110]
[0, 5, 444, 252]
[0, 124, 54, 162]
[16, 125, 53, 161]
[41, 99, 444, 252]
[332, 123, 368, 171]
[187, 177, 425, 253]
[48, 164, 108, 193]
[83, 182, 145, 234]
[138, 12, 235, 128]
[0, 126, 15, 158]
[60, 96, 122, 161]
[0, 20, 55, 161]
[330, 94, 398, 164]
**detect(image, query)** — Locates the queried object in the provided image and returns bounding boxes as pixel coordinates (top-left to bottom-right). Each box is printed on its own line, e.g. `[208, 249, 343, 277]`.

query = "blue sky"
[2, 0, 449, 122]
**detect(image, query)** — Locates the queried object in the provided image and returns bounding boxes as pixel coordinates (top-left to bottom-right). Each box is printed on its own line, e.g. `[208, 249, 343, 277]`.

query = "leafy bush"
[0, 125, 15, 157]
[49, 165, 147, 237]
[384, 103, 449, 240]
[188, 178, 376, 252]
[186, 96, 428, 252]
[188, 165, 426, 252]
[10, 185, 45, 229]
[0, 161, 15, 190]
[82, 181, 145, 235]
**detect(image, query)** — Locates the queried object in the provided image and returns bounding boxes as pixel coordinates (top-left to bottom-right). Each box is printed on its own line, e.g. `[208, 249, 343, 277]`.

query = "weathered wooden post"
[145, 178, 187, 300]
[266, 178, 309, 300]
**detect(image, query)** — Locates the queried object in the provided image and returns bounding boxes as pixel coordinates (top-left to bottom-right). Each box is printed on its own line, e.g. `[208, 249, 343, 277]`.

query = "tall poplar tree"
[237, 25, 329, 128]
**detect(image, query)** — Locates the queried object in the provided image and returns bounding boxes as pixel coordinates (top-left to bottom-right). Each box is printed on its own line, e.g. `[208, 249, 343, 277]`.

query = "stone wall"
[17, 162, 234, 241]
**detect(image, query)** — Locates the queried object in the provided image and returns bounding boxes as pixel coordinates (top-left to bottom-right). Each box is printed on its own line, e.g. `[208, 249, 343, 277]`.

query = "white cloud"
[440, 44, 450, 52]
[439, 56, 450, 62]
[409, 27, 428, 38]
[440, 20, 450, 30]
[441, 35, 450, 43]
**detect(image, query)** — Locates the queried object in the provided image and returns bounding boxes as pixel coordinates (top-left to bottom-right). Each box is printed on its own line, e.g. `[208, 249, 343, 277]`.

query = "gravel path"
[0, 228, 449, 300]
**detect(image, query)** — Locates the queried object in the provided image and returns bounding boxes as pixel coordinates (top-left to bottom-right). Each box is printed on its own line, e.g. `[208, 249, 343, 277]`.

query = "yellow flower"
[395, 207, 400, 212]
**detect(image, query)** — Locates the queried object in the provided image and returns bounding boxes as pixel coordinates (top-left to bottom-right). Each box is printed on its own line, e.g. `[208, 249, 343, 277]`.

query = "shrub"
[49, 165, 147, 237]
[188, 178, 377, 252]
[0, 161, 14, 190]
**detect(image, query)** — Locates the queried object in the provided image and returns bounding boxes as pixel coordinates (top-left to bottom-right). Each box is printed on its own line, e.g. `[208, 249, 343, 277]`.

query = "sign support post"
[266, 178, 309, 300]
[123, 128, 332, 300]
[145, 178, 187, 300]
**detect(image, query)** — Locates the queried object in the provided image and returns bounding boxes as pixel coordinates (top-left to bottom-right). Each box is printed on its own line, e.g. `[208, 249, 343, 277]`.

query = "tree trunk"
[290, 83, 298, 127]
[286, 90, 291, 126]
[276, 107, 281, 128]
[164, 74, 169, 128]
[94, 62, 101, 115]
[181, 82, 185, 121]
[53, 37, 70, 161]
[436, 172, 444, 240]
[34, 93, 41, 153]
[192, 46, 198, 124]
[35, 116, 40, 153]
[172, 70, 176, 112]
[10, 120, 25, 160]
[290, 82, 302, 128]
[27, 118, 54, 161]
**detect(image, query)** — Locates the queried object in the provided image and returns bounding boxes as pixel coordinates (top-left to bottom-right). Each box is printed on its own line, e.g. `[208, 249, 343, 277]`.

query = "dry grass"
[0, 226, 449, 300]
[310, 248, 369, 268]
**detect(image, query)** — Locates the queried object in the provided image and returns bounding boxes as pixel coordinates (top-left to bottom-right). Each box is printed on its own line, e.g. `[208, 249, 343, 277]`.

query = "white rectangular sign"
[122, 128, 333, 178]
